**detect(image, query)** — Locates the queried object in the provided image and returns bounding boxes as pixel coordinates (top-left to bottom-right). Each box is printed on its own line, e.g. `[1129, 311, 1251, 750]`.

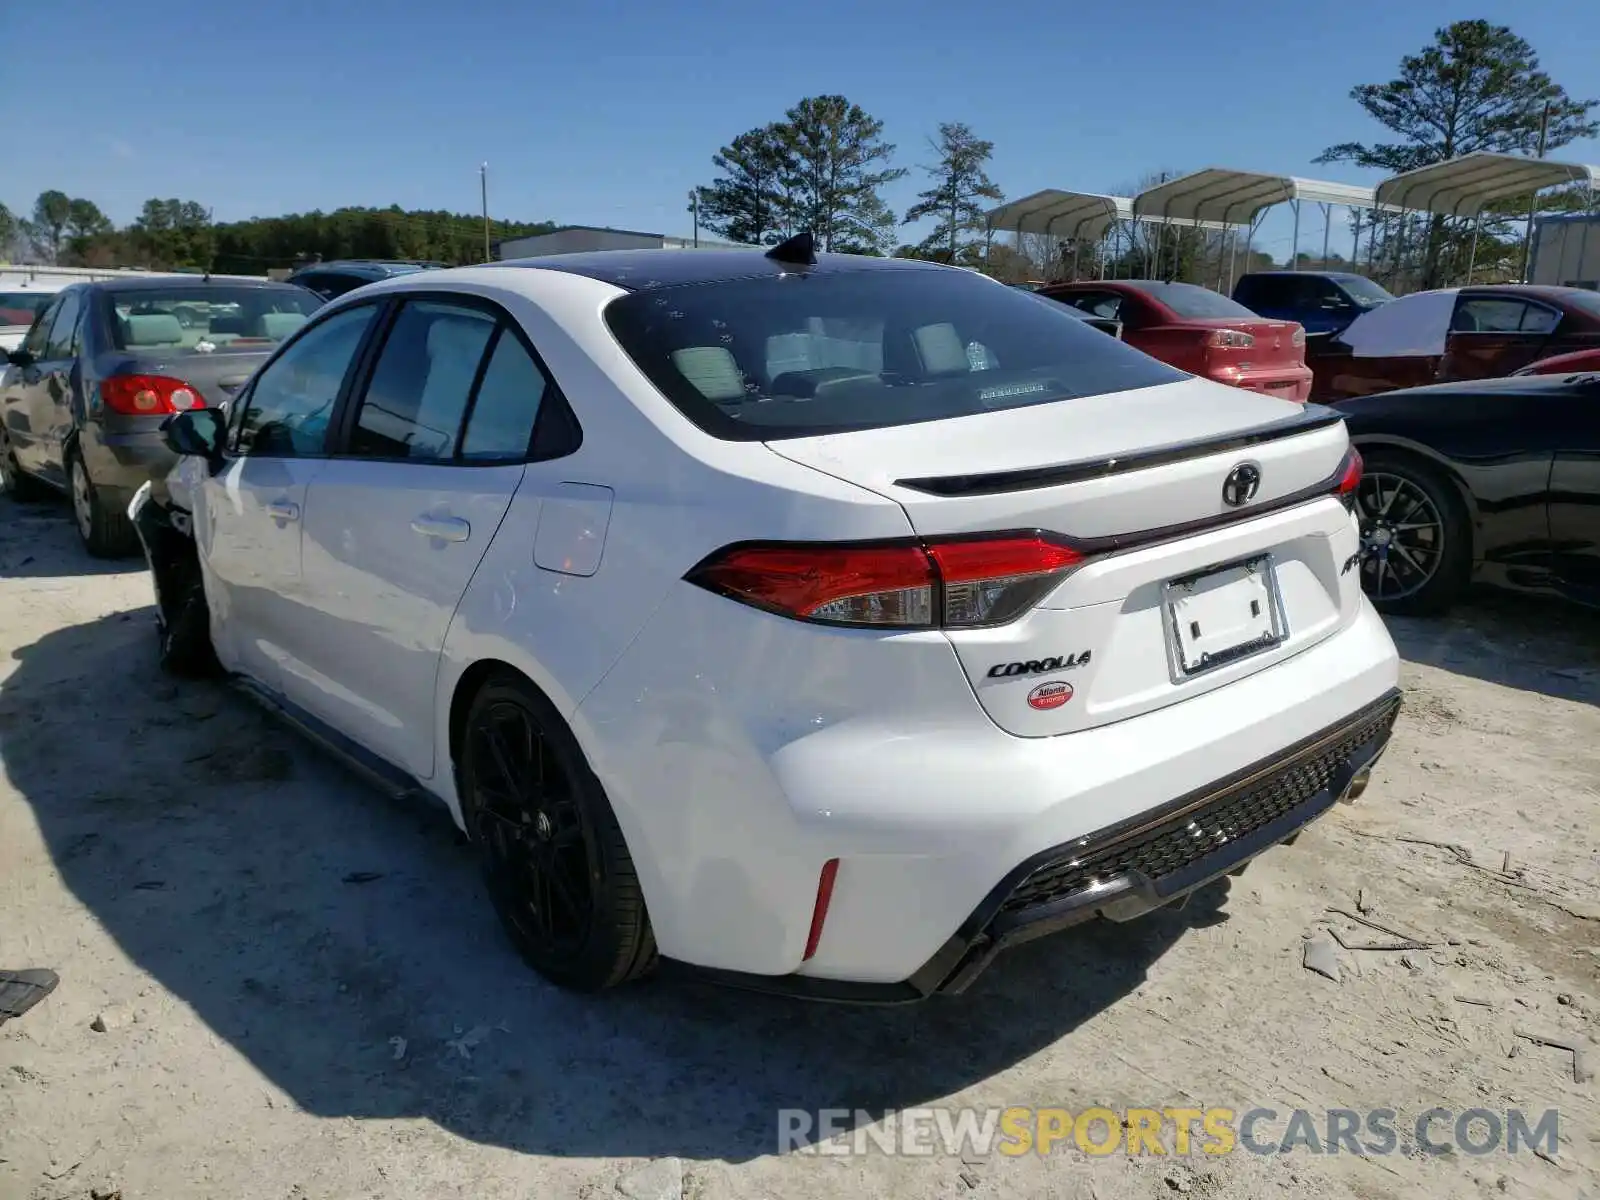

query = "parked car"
[132, 239, 1399, 1000]
[1512, 345, 1600, 376]
[1308, 285, 1600, 402]
[1332, 370, 1600, 614]
[288, 259, 442, 300]
[0, 276, 324, 555]
[0, 280, 65, 353]
[1039, 279, 1313, 401]
[1232, 271, 1394, 338]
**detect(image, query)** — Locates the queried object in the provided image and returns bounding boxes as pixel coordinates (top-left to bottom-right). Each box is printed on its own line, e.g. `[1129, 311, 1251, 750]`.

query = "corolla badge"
[1222, 463, 1262, 507]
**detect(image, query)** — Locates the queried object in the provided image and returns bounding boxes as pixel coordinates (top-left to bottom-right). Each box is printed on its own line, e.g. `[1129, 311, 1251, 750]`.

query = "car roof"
[488, 248, 948, 292]
[1239, 270, 1366, 281]
[293, 260, 435, 277]
[81, 275, 303, 293]
[1459, 283, 1592, 301]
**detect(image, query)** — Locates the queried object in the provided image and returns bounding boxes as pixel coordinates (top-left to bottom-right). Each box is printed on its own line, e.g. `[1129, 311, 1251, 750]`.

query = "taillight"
[1335, 447, 1363, 511]
[1291, 325, 1306, 347]
[1204, 329, 1255, 349]
[101, 375, 205, 416]
[686, 533, 1085, 629]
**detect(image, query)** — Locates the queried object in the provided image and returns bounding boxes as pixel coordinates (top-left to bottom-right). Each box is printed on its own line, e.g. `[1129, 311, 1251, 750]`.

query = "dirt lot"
[1, 492, 1596, 1200]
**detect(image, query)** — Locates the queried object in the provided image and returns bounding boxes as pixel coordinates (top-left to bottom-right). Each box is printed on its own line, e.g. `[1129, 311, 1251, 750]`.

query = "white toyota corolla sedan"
[131, 234, 1401, 1001]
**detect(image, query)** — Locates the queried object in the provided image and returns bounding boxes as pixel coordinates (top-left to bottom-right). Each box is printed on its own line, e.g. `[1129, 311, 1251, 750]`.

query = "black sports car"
[1331, 370, 1600, 615]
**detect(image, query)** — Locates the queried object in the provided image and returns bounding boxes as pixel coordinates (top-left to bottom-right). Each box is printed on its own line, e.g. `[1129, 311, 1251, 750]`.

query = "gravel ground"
[1, 492, 1596, 1200]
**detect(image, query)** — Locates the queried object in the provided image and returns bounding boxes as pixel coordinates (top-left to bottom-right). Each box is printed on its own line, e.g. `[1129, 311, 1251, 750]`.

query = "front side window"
[43, 290, 83, 359]
[348, 301, 498, 461]
[235, 304, 377, 457]
[604, 266, 1186, 440]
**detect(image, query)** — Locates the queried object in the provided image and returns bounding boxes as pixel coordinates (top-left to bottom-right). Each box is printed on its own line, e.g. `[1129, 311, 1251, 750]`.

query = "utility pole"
[690, 188, 700, 247]
[480, 162, 491, 263]
[1520, 102, 1552, 282]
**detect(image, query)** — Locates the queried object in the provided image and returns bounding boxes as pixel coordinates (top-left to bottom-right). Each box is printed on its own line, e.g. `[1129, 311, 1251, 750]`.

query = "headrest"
[257, 312, 308, 340]
[671, 346, 746, 401]
[123, 313, 184, 346]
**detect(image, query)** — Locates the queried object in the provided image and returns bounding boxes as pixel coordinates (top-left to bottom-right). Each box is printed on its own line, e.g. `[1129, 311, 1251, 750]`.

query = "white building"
[494, 225, 755, 259]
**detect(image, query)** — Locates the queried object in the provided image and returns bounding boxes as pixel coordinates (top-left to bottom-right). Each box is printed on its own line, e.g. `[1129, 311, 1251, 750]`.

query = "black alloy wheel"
[460, 676, 655, 990]
[1353, 453, 1471, 616]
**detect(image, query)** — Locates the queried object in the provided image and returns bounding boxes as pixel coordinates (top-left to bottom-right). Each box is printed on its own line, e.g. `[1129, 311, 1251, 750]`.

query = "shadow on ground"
[0, 495, 142, 578]
[0, 609, 1224, 1162]
[1388, 588, 1600, 706]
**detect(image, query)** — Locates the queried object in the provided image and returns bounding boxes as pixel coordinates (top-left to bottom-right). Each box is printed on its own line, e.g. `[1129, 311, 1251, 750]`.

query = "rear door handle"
[411, 515, 471, 543]
[266, 500, 300, 522]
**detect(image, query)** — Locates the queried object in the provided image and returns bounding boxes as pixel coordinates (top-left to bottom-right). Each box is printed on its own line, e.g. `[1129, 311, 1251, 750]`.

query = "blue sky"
[7, 1, 1598, 264]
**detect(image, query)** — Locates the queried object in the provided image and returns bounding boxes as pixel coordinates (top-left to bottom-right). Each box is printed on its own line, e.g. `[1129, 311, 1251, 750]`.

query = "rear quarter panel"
[1335, 391, 1555, 567]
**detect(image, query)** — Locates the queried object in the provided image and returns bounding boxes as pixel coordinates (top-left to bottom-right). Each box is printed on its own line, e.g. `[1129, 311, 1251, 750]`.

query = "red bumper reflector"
[803, 858, 840, 961]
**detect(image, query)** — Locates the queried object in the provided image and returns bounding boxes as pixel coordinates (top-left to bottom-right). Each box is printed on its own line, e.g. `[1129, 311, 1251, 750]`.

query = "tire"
[1355, 450, 1473, 617]
[457, 672, 656, 991]
[156, 564, 221, 677]
[67, 446, 140, 558]
[0, 425, 49, 502]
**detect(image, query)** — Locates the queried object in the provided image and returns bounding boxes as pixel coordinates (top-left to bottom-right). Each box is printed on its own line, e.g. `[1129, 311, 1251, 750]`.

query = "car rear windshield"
[1119, 281, 1260, 319]
[602, 267, 1188, 440]
[0, 292, 57, 326]
[107, 285, 324, 352]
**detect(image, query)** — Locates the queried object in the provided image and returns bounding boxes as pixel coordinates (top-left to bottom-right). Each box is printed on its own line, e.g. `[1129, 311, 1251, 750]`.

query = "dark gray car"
[0, 276, 323, 555]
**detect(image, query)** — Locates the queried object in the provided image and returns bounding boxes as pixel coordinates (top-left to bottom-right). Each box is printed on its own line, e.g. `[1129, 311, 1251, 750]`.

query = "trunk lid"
[766, 377, 1360, 737]
[1189, 316, 1305, 373]
[109, 346, 272, 409]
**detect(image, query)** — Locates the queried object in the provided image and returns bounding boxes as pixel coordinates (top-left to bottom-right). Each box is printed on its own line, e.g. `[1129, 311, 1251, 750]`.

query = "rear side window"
[603, 267, 1186, 440]
[1122, 281, 1259, 320]
[43, 290, 83, 359]
[349, 301, 498, 461]
[1043, 290, 1125, 321]
[460, 331, 546, 460]
[1452, 297, 1559, 335]
[1232, 276, 1280, 306]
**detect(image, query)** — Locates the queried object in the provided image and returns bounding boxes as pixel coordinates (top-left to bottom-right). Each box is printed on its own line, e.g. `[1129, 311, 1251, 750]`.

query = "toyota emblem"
[1222, 463, 1262, 507]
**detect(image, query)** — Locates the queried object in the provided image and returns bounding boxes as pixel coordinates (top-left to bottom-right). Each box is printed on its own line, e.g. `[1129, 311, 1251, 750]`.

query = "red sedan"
[1039, 280, 1312, 401]
[1513, 345, 1600, 376]
[1308, 285, 1600, 401]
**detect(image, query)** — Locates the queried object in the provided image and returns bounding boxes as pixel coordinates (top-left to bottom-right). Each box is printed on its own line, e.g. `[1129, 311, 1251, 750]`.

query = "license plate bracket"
[1163, 555, 1286, 678]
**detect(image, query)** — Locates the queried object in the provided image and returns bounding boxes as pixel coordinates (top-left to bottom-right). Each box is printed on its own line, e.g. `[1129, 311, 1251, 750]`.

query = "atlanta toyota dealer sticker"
[1026, 680, 1074, 711]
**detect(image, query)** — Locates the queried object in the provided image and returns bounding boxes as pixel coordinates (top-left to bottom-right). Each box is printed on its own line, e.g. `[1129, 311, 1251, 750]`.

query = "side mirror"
[5, 347, 33, 368]
[162, 407, 226, 463]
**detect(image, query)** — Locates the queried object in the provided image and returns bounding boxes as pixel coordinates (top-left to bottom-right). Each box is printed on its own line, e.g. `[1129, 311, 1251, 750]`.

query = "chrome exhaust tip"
[1341, 767, 1373, 804]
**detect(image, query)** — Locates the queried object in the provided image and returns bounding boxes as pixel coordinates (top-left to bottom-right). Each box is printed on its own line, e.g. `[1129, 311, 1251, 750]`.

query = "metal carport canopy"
[985, 190, 1134, 242]
[1131, 168, 1376, 225]
[1375, 152, 1600, 216]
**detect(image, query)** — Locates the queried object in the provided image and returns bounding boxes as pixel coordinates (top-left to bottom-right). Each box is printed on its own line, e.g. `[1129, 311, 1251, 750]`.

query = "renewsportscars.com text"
[777, 1106, 1562, 1159]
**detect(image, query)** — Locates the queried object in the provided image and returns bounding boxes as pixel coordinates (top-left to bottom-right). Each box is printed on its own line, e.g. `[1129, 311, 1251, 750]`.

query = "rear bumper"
[667, 684, 1401, 1003]
[1210, 366, 1314, 403]
[79, 423, 176, 503]
[603, 586, 1400, 993]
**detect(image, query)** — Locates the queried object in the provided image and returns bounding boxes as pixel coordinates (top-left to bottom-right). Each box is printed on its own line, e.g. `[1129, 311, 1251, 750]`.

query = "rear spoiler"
[895, 405, 1345, 497]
